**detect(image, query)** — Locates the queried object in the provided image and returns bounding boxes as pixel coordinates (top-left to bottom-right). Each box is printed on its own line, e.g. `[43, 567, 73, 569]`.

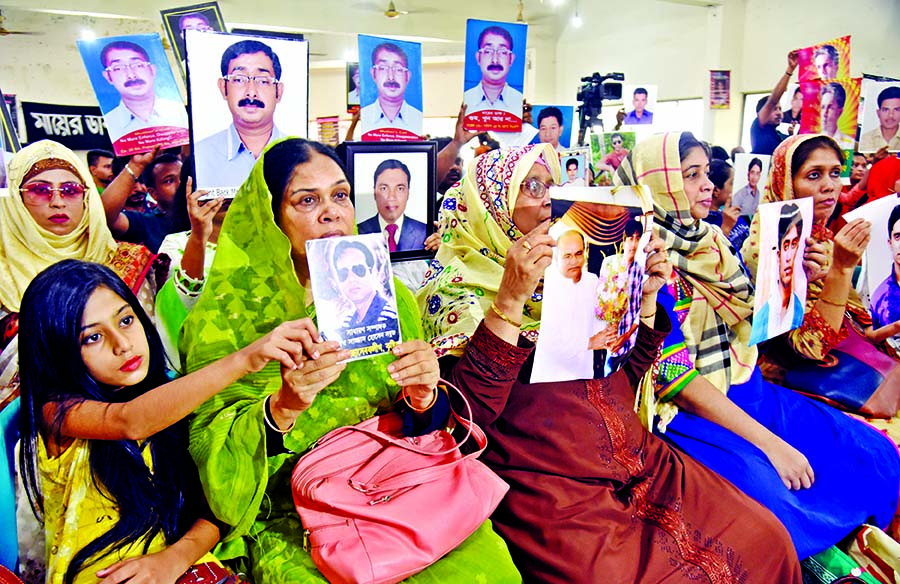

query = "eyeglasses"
[478, 48, 512, 58]
[104, 62, 152, 75]
[20, 182, 87, 205]
[337, 264, 368, 282]
[520, 177, 554, 200]
[372, 65, 409, 76]
[223, 74, 279, 87]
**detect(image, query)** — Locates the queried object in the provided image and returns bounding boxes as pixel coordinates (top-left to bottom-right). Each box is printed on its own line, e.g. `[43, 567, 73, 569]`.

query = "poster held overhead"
[462, 19, 527, 133]
[187, 29, 309, 198]
[77, 34, 189, 156]
[359, 35, 423, 141]
[160, 2, 227, 78]
[796, 35, 851, 83]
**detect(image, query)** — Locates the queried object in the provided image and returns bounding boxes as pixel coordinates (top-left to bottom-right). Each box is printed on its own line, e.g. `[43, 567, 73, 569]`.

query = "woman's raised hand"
[496, 220, 555, 309]
[186, 177, 223, 243]
[642, 232, 671, 297]
[802, 237, 831, 283]
[832, 218, 871, 272]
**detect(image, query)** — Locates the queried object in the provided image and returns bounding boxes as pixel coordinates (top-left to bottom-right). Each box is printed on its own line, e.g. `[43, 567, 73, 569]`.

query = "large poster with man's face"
[77, 34, 189, 156]
[796, 36, 851, 83]
[462, 19, 527, 133]
[799, 78, 861, 151]
[186, 29, 309, 197]
[748, 198, 814, 346]
[859, 80, 900, 153]
[358, 35, 423, 142]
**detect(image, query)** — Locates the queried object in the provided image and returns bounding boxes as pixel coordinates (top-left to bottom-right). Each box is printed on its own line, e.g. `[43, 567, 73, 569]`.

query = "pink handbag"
[291, 382, 509, 584]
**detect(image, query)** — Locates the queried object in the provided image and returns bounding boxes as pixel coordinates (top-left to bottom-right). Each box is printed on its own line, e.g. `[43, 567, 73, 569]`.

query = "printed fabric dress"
[179, 139, 520, 584]
[418, 143, 803, 583]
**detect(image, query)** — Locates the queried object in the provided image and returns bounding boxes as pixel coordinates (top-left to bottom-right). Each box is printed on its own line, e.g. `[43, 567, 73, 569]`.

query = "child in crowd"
[17, 259, 316, 584]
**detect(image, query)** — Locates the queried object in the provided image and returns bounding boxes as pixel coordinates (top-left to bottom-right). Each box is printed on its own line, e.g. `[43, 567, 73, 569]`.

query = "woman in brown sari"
[417, 143, 802, 583]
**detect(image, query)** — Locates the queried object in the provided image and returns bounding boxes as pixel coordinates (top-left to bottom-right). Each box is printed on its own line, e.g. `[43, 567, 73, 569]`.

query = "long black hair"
[18, 260, 194, 584]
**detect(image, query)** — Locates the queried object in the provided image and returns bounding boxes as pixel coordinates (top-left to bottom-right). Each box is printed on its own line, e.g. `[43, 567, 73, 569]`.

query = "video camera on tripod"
[576, 72, 624, 145]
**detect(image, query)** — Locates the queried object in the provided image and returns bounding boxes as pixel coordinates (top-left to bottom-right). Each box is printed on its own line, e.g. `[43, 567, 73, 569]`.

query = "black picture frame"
[343, 140, 437, 262]
[0, 90, 20, 152]
[161, 2, 227, 77]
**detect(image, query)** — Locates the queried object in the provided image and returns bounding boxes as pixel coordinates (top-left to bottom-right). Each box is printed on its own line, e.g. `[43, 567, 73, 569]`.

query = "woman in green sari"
[180, 138, 520, 583]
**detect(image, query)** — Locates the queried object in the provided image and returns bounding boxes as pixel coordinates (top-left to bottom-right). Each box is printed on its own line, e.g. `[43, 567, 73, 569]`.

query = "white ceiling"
[0, 0, 570, 61]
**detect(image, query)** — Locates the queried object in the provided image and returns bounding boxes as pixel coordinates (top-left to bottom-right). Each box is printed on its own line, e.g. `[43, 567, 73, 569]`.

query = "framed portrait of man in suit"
[344, 141, 437, 261]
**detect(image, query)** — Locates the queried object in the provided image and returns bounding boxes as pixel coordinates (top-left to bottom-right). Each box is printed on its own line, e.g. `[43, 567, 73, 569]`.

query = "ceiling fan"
[0, 10, 42, 36]
[383, 1, 409, 19]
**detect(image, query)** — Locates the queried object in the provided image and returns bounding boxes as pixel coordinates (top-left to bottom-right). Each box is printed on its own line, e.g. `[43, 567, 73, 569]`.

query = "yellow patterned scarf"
[615, 132, 756, 393]
[417, 144, 560, 356]
[0, 140, 117, 312]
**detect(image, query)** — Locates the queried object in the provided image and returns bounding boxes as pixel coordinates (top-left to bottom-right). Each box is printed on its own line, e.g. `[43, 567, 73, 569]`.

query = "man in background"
[87, 149, 114, 193]
[751, 50, 798, 155]
[358, 159, 427, 252]
[623, 87, 653, 125]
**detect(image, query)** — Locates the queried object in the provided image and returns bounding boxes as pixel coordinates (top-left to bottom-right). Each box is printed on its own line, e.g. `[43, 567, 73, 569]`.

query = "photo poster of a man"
[798, 78, 861, 151]
[358, 34, 423, 141]
[186, 29, 309, 197]
[347, 62, 361, 113]
[778, 83, 804, 132]
[352, 149, 432, 257]
[462, 19, 527, 132]
[859, 80, 900, 153]
[709, 70, 730, 109]
[528, 105, 574, 150]
[593, 131, 636, 178]
[842, 194, 900, 347]
[796, 35, 851, 83]
[732, 153, 771, 218]
[559, 148, 589, 188]
[748, 198, 813, 346]
[530, 184, 653, 383]
[621, 84, 658, 127]
[160, 2, 227, 77]
[77, 34, 189, 156]
[306, 233, 402, 360]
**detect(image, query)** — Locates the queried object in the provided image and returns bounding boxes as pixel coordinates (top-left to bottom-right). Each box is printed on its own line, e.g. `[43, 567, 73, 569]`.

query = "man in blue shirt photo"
[195, 39, 285, 192]
[623, 87, 653, 125]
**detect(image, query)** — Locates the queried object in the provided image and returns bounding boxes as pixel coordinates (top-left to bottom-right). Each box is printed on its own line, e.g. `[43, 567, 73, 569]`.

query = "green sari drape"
[180, 139, 520, 583]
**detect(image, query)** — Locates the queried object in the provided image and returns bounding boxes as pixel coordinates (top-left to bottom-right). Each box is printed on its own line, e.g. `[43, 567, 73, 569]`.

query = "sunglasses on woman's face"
[337, 263, 368, 282]
[19, 182, 86, 205]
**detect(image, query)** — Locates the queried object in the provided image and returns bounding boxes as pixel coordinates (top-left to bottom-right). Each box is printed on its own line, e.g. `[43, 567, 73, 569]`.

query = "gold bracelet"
[264, 395, 295, 434]
[490, 302, 522, 328]
[818, 296, 847, 308]
[403, 388, 438, 413]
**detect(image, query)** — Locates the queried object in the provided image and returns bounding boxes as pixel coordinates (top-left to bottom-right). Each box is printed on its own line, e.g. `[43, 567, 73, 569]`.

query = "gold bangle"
[403, 388, 438, 413]
[818, 296, 847, 307]
[264, 395, 294, 434]
[490, 302, 522, 328]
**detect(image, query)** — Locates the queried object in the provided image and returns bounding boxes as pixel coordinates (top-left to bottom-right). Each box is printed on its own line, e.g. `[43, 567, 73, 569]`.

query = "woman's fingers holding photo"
[389, 340, 440, 388]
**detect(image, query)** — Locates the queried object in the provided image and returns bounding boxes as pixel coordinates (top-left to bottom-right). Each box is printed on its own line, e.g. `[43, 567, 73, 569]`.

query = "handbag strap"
[344, 379, 491, 494]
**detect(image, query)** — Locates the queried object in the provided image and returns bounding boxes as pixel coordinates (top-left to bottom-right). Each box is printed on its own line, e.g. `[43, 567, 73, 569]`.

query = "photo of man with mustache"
[195, 39, 286, 191]
[99, 40, 188, 145]
[360, 41, 423, 138]
[463, 25, 523, 118]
